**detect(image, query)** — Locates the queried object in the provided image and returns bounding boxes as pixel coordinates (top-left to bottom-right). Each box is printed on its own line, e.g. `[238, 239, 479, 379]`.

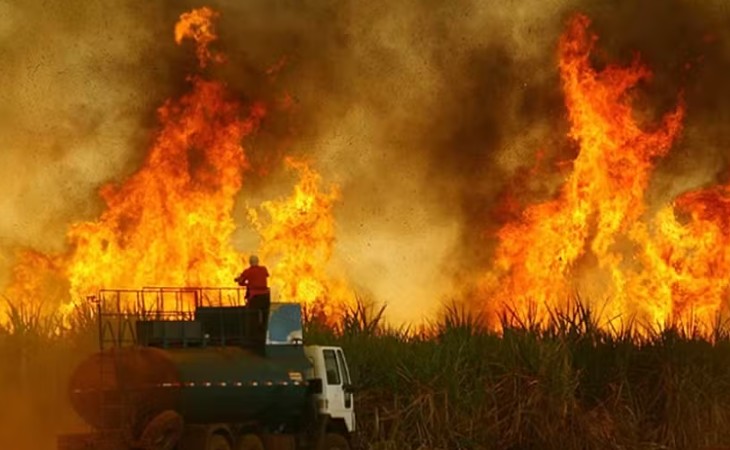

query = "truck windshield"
[323, 349, 341, 385]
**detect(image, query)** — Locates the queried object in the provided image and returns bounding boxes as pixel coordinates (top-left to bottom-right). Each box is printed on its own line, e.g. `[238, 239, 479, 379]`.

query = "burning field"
[3, 5, 353, 324]
[4, 0, 730, 448]
[3, 0, 730, 333]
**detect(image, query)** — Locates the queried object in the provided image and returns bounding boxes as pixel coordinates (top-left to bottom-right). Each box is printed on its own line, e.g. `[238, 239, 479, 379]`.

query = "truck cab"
[304, 346, 356, 436]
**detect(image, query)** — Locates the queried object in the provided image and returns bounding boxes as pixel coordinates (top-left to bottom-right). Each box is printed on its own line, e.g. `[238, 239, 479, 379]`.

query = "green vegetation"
[3, 299, 730, 449]
[306, 301, 730, 450]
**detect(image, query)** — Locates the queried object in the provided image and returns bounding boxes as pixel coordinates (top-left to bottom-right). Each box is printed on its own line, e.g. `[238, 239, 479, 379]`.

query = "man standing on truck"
[235, 255, 271, 344]
[235, 255, 270, 299]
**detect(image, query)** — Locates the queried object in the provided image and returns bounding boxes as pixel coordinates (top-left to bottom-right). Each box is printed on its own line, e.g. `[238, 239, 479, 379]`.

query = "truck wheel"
[138, 410, 184, 450]
[322, 433, 350, 450]
[207, 434, 232, 450]
[237, 434, 264, 450]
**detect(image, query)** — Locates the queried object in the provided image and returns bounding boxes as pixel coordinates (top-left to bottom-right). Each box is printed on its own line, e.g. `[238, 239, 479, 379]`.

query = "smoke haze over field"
[2, 0, 730, 326]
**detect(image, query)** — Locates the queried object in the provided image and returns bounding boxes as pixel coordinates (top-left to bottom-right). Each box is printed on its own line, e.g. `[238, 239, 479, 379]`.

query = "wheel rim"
[139, 410, 183, 450]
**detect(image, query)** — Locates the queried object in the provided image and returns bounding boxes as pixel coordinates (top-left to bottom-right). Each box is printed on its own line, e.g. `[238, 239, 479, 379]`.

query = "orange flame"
[4, 75, 263, 319]
[479, 14, 687, 331]
[174, 6, 224, 68]
[2, 8, 350, 325]
[64, 78, 264, 300]
[630, 183, 730, 330]
[249, 158, 353, 322]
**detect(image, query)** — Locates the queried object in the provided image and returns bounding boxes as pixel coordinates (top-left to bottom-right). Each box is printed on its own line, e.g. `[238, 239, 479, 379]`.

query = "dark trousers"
[247, 293, 270, 348]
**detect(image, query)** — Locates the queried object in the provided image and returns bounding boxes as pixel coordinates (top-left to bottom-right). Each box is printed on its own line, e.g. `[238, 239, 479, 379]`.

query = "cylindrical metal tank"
[68, 345, 312, 432]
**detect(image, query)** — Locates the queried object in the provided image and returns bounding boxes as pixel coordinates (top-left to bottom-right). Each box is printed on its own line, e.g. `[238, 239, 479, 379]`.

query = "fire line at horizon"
[1, 6, 730, 335]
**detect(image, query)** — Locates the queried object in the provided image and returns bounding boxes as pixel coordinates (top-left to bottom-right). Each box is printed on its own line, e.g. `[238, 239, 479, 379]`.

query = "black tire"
[138, 410, 184, 450]
[207, 434, 233, 450]
[322, 433, 351, 450]
[237, 434, 265, 450]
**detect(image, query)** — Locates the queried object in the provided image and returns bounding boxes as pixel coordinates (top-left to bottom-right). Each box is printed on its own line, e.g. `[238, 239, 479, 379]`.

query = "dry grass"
[305, 300, 730, 450]
[0, 300, 97, 450]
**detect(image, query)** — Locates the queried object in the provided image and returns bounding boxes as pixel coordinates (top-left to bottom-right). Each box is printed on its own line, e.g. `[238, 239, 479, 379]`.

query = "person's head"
[249, 255, 259, 266]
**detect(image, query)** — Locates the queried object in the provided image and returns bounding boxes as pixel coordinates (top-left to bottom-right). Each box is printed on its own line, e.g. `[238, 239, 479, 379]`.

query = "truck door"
[336, 349, 355, 431]
[322, 349, 350, 429]
[321, 348, 356, 432]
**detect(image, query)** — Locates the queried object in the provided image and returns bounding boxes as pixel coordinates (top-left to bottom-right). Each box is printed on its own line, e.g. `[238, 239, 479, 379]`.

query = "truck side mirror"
[308, 378, 323, 394]
[343, 383, 355, 394]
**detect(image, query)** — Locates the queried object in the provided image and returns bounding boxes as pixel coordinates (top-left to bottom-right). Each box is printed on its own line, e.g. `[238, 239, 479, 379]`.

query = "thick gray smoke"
[0, 0, 170, 271]
[3, 0, 730, 325]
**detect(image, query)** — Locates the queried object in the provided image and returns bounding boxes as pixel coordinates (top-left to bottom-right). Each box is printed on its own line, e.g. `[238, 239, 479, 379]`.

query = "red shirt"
[238, 265, 269, 297]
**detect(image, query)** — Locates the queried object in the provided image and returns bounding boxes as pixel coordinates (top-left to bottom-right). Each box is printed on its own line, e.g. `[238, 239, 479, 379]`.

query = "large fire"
[2, 7, 351, 325]
[3, 9, 729, 334]
[249, 157, 351, 320]
[478, 14, 730, 333]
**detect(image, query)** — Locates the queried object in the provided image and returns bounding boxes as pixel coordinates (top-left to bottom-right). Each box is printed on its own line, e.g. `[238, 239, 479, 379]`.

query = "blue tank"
[68, 303, 312, 432]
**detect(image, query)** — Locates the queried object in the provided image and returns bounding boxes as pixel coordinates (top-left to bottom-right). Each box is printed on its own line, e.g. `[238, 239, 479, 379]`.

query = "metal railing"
[91, 287, 253, 351]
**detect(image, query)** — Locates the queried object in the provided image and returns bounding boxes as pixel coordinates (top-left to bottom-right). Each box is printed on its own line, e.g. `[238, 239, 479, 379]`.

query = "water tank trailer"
[57, 288, 356, 450]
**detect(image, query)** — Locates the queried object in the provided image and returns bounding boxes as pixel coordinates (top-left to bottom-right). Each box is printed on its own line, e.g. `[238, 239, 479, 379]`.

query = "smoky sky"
[2, 0, 730, 322]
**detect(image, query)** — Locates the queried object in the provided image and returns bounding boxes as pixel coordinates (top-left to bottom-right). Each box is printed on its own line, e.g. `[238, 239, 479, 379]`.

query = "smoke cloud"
[0, 0, 173, 270]
[207, 0, 730, 323]
[3, 0, 730, 324]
